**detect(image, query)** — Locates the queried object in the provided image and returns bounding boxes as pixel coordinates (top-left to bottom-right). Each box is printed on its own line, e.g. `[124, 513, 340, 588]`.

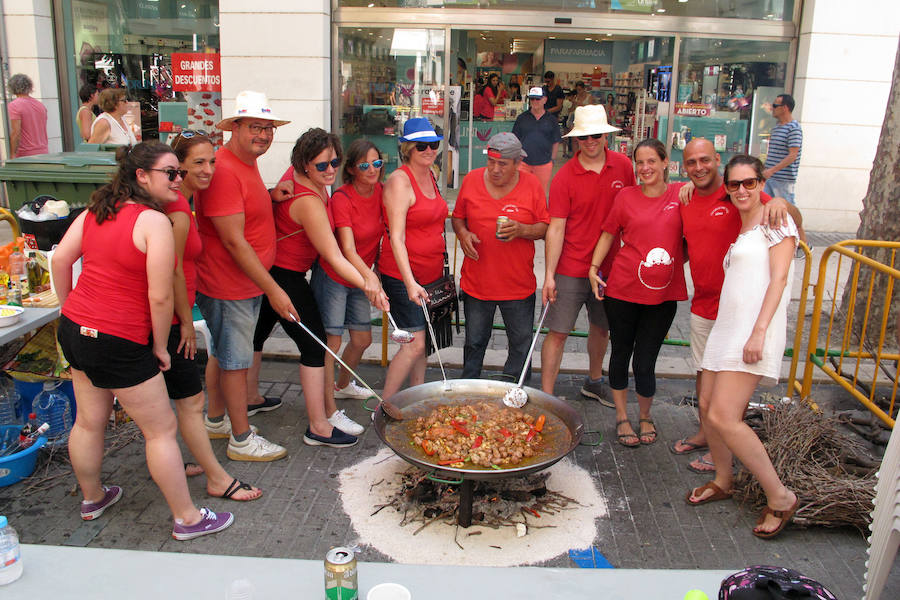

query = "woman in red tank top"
[167, 132, 261, 501]
[380, 118, 449, 400]
[53, 141, 233, 539]
[250, 128, 389, 448]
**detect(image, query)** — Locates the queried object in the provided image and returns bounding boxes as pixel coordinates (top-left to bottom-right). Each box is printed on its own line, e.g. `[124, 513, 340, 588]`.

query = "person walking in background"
[380, 118, 449, 399]
[166, 131, 262, 501]
[512, 87, 561, 197]
[8, 73, 48, 157]
[314, 139, 388, 401]
[686, 155, 799, 540]
[763, 93, 807, 247]
[542, 71, 565, 120]
[588, 139, 687, 447]
[194, 90, 293, 462]
[88, 88, 137, 146]
[76, 84, 99, 142]
[541, 105, 634, 400]
[52, 141, 233, 540]
[452, 133, 548, 381]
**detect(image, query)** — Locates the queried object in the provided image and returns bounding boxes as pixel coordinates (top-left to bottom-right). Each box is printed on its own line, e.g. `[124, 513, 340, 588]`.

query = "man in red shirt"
[452, 133, 549, 381]
[675, 138, 797, 475]
[195, 90, 294, 462]
[542, 105, 635, 400]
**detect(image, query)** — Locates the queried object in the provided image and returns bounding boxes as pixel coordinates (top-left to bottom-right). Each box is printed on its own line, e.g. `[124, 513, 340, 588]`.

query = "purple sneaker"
[172, 507, 234, 541]
[81, 485, 123, 521]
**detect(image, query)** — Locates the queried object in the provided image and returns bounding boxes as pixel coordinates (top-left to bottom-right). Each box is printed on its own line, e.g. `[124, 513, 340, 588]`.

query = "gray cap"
[486, 132, 527, 160]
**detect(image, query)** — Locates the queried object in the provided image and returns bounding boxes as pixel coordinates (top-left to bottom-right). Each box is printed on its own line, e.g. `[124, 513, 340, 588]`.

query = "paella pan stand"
[373, 379, 591, 527]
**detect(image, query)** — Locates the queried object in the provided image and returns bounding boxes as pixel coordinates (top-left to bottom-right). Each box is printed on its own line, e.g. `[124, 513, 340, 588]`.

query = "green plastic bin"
[0, 151, 118, 211]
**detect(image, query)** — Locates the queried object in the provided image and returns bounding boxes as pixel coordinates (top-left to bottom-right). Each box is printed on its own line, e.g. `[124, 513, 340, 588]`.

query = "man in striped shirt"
[764, 93, 807, 246]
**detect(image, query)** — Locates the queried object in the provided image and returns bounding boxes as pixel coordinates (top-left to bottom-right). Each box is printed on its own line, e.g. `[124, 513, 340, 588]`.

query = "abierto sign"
[172, 53, 221, 92]
[675, 102, 712, 117]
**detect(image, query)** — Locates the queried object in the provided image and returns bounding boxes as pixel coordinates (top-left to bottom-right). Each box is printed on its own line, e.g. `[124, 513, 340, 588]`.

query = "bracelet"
[590, 264, 601, 270]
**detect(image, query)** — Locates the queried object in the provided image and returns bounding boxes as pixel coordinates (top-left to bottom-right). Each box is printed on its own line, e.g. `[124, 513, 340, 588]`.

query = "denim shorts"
[763, 178, 796, 204]
[380, 273, 427, 332]
[196, 292, 262, 371]
[310, 264, 373, 336]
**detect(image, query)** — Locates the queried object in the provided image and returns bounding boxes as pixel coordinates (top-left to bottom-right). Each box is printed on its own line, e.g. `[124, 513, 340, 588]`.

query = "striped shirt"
[764, 120, 802, 182]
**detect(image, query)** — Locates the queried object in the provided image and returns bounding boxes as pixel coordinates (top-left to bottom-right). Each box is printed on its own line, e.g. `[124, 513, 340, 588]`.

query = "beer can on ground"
[496, 215, 510, 240]
[324, 547, 358, 600]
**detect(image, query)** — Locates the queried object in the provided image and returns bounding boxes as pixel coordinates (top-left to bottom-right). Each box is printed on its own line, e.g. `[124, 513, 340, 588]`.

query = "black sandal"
[216, 478, 260, 502]
[616, 419, 640, 448]
[639, 418, 658, 445]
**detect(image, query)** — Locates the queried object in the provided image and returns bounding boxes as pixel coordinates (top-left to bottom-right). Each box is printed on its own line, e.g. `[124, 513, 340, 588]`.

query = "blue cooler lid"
[0, 516, 7, 528]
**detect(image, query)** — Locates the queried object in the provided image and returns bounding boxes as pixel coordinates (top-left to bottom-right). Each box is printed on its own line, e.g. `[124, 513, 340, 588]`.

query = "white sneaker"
[205, 414, 257, 439]
[226, 432, 287, 462]
[334, 380, 374, 399]
[327, 409, 365, 435]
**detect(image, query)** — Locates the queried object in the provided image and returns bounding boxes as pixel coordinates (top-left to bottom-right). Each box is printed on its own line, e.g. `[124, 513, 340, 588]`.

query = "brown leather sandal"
[753, 496, 800, 539]
[638, 418, 657, 445]
[685, 481, 733, 506]
[615, 419, 640, 448]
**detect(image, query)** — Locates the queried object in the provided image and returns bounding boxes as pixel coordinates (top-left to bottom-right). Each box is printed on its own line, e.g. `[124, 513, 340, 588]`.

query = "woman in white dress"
[685, 154, 799, 539]
[88, 88, 138, 146]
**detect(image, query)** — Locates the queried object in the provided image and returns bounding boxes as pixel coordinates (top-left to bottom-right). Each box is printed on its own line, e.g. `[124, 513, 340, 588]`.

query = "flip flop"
[212, 478, 262, 502]
[670, 438, 709, 455]
[753, 496, 800, 539]
[687, 454, 716, 473]
[616, 419, 640, 448]
[184, 462, 204, 477]
[638, 418, 657, 445]
[685, 481, 733, 506]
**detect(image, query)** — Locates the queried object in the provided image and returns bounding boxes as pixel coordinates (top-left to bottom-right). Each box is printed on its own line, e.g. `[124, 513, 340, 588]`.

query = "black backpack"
[719, 566, 837, 599]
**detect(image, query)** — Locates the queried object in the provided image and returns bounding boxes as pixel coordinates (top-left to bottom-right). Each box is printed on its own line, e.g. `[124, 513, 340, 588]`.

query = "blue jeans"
[462, 292, 536, 381]
[196, 293, 263, 370]
[763, 177, 796, 204]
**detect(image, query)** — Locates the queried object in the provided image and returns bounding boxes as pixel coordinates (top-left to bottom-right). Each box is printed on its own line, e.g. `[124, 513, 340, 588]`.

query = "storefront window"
[60, 0, 220, 147]
[666, 38, 790, 181]
[337, 27, 447, 181]
[339, 0, 794, 21]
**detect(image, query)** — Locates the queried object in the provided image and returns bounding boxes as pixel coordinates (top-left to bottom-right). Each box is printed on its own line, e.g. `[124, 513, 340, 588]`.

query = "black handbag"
[422, 246, 459, 356]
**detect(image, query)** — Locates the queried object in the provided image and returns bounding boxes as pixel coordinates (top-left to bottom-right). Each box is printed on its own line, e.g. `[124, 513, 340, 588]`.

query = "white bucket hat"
[563, 104, 619, 137]
[215, 90, 290, 131]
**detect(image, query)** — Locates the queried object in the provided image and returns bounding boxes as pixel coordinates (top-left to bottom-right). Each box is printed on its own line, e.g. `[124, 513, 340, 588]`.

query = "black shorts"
[163, 324, 203, 400]
[58, 315, 159, 389]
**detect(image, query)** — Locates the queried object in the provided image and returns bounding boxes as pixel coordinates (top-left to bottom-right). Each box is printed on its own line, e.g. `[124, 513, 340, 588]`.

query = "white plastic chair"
[864, 422, 900, 600]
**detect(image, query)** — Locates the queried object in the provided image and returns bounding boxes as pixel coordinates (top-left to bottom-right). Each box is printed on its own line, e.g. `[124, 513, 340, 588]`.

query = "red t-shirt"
[8, 96, 48, 157]
[549, 149, 636, 279]
[324, 182, 384, 288]
[273, 168, 332, 273]
[62, 204, 154, 344]
[602, 184, 688, 305]
[165, 192, 202, 324]
[194, 147, 275, 300]
[379, 165, 448, 284]
[453, 168, 549, 301]
[681, 184, 772, 319]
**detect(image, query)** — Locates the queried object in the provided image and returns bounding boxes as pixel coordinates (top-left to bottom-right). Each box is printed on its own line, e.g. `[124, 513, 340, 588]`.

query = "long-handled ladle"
[289, 313, 404, 420]
[386, 311, 414, 344]
[502, 302, 550, 408]
[421, 302, 450, 391]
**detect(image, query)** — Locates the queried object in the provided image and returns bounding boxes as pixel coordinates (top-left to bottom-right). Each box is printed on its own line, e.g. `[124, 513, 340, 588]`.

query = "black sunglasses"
[772, 103, 784, 108]
[724, 177, 761, 193]
[357, 159, 384, 171]
[148, 168, 187, 182]
[179, 129, 208, 138]
[415, 141, 440, 152]
[314, 158, 341, 172]
[577, 133, 606, 141]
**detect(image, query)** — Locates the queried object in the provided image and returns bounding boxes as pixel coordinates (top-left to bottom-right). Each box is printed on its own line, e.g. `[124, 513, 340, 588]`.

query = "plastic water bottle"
[0, 386, 19, 426]
[32, 381, 72, 447]
[8, 246, 28, 299]
[0, 516, 23, 585]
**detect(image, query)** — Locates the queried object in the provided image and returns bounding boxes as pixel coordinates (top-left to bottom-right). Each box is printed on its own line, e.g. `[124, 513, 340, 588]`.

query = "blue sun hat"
[399, 117, 443, 142]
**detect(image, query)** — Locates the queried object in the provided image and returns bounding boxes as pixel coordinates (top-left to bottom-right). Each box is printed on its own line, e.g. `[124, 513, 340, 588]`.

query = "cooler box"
[0, 151, 118, 212]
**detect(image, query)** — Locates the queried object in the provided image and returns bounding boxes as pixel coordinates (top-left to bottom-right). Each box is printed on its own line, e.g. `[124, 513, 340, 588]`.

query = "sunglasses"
[577, 134, 605, 141]
[179, 129, 208, 138]
[314, 158, 341, 172]
[148, 168, 187, 182]
[724, 177, 761, 193]
[772, 103, 784, 108]
[415, 141, 440, 152]
[357, 159, 384, 171]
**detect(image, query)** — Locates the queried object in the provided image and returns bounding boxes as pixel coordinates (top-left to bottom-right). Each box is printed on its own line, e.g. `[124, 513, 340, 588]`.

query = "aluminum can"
[324, 546, 358, 600]
[496, 215, 510, 240]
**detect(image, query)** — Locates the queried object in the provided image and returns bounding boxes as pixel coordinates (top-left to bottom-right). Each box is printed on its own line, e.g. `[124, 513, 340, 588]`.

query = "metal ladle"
[421, 302, 450, 391]
[386, 311, 414, 344]
[503, 302, 550, 408]
[289, 313, 404, 420]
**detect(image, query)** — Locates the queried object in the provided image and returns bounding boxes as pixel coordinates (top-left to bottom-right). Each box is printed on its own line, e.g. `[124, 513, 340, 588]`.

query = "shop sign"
[545, 40, 613, 64]
[675, 102, 712, 117]
[611, 0, 654, 13]
[421, 88, 444, 115]
[172, 53, 221, 92]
